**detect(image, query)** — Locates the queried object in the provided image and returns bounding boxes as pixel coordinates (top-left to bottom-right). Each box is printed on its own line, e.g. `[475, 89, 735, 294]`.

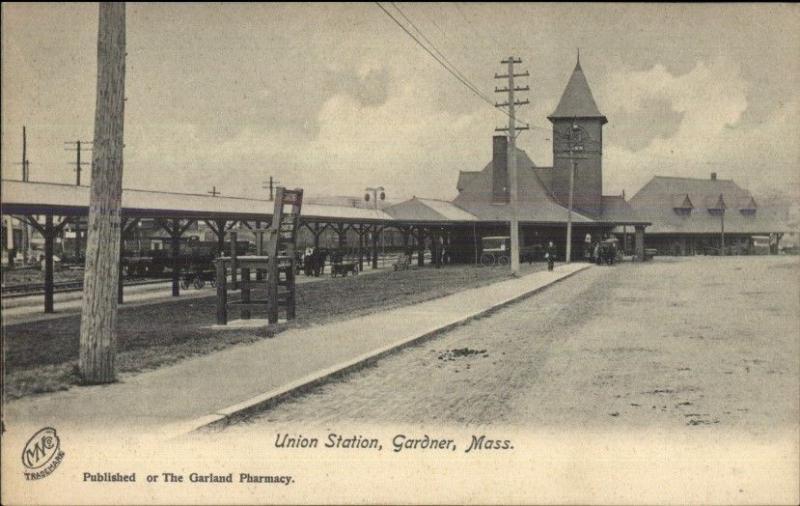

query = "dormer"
[707, 194, 727, 216]
[672, 193, 693, 217]
[739, 196, 757, 216]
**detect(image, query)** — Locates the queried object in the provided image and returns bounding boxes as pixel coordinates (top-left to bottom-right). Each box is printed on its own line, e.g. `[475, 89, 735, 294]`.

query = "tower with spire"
[547, 53, 607, 218]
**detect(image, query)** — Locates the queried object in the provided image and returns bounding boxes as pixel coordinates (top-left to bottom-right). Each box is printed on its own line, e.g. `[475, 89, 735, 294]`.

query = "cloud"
[600, 57, 799, 198]
[339, 65, 392, 108]
[122, 73, 501, 202]
[125, 55, 799, 206]
[301, 77, 497, 199]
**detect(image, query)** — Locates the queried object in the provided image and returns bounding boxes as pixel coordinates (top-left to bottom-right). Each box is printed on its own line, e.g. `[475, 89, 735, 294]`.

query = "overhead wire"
[389, 2, 493, 105]
[376, 2, 543, 131]
[413, 4, 550, 133]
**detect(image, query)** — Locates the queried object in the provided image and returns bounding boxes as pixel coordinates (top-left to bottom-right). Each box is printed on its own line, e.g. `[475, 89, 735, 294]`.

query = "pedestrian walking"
[545, 240, 556, 271]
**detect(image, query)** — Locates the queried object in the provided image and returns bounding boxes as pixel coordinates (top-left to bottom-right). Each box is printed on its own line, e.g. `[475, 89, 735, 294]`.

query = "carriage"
[479, 236, 539, 267]
[595, 237, 621, 265]
[330, 250, 359, 277]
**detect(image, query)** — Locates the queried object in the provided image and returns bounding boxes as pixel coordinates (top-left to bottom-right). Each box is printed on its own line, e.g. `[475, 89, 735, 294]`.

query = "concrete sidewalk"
[3, 262, 590, 438]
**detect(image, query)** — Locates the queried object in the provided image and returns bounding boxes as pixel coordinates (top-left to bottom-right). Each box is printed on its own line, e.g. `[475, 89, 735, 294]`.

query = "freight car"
[122, 238, 249, 279]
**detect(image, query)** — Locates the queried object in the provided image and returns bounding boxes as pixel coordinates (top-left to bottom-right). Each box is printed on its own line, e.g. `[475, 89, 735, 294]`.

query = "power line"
[381, 3, 553, 134]
[389, 2, 492, 105]
[376, 3, 490, 105]
[376, 2, 532, 130]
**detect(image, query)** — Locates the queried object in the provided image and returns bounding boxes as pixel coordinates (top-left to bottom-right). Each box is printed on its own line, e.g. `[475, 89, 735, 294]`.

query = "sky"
[2, 3, 799, 203]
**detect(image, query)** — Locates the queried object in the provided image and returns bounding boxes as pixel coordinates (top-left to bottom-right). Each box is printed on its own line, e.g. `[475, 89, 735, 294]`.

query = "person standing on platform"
[545, 240, 556, 271]
[584, 233, 592, 262]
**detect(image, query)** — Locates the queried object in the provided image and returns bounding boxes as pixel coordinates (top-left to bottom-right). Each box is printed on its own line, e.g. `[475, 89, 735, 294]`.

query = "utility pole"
[65, 140, 92, 186]
[566, 128, 577, 264]
[17, 126, 31, 263]
[555, 121, 590, 263]
[365, 186, 386, 269]
[66, 140, 92, 259]
[263, 176, 281, 201]
[79, 2, 126, 384]
[719, 194, 726, 255]
[207, 186, 221, 197]
[495, 57, 529, 275]
[20, 126, 29, 181]
[554, 109, 601, 264]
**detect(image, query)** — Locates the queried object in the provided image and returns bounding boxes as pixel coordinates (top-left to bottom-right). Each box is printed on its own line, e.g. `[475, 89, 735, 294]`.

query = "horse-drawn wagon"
[479, 236, 539, 267]
[330, 250, 359, 277]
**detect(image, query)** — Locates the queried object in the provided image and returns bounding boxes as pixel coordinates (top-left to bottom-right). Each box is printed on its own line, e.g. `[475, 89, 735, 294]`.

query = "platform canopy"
[0, 180, 394, 223]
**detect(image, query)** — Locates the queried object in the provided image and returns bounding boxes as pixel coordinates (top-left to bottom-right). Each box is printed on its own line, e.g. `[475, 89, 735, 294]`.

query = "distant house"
[626, 173, 789, 255]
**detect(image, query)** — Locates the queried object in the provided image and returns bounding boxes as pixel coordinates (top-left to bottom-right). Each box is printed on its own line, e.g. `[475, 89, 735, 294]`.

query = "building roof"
[627, 176, 789, 234]
[456, 171, 480, 192]
[548, 59, 607, 122]
[532, 167, 554, 192]
[600, 195, 644, 224]
[671, 194, 694, 209]
[0, 180, 394, 222]
[451, 150, 596, 224]
[384, 197, 478, 222]
[705, 194, 727, 211]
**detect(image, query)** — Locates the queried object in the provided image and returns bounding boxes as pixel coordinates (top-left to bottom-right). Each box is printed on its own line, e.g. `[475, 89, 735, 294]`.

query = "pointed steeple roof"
[548, 55, 607, 123]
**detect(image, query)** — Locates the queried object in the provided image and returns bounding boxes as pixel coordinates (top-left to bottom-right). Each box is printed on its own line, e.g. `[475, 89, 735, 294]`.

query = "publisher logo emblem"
[22, 427, 64, 480]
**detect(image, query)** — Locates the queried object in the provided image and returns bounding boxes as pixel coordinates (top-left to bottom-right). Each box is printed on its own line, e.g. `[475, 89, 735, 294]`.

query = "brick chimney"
[711, 172, 717, 181]
[492, 135, 509, 204]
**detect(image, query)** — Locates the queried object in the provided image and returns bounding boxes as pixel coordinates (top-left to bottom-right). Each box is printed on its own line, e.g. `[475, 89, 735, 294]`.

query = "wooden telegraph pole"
[555, 121, 592, 263]
[495, 58, 529, 275]
[263, 176, 281, 201]
[79, 2, 126, 384]
[20, 126, 31, 262]
[66, 140, 92, 259]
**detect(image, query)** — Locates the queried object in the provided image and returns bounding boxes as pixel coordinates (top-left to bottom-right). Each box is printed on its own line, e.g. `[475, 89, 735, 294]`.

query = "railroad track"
[1, 278, 169, 299]
[1, 254, 409, 300]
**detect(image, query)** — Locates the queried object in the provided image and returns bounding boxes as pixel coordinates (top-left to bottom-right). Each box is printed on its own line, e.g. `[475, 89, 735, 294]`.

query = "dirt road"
[222, 256, 799, 433]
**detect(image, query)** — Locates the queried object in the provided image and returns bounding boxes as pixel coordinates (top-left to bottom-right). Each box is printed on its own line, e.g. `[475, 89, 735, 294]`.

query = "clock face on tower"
[553, 122, 601, 157]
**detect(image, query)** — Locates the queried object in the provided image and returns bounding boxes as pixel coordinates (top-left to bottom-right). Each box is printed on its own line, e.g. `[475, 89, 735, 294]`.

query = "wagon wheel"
[180, 278, 190, 290]
[209, 279, 216, 288]
[498, 255, 510, 267]
[193, 277, 205, 289]
[480, 253, 495, 267]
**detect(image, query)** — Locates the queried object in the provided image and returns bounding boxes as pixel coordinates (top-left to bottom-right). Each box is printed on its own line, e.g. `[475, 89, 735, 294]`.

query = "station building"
[386, 57, 793, 261]
[625, 173, 790, 255]
[386, 57, 649, 262]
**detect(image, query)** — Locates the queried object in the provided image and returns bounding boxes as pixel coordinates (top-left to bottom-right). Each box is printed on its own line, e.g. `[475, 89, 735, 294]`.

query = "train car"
[122, 238, 248, 278]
